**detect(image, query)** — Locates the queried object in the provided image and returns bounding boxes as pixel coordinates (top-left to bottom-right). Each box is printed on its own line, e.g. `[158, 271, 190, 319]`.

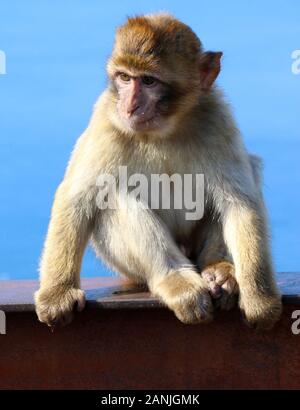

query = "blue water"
[0, 1, 299, 280]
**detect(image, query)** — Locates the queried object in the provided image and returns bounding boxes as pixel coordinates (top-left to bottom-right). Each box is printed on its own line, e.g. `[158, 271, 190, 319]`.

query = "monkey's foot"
[240, 292, 282, 330]
[201, 261, 238, 311]
[152, 270, 213, 324]
[34, 287, 86, 328]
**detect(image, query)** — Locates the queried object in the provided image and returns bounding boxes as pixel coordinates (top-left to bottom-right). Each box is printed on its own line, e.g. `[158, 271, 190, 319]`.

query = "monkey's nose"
[127, 104, 140, 117]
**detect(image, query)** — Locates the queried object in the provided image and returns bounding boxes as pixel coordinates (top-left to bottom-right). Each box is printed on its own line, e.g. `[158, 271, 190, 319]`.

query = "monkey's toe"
[240, 293, 282, 330]
[172, 290, 213, 324]
[152, 269, 214, 325]
[201, 261, 238, 311]
[34, 287, 86, 328]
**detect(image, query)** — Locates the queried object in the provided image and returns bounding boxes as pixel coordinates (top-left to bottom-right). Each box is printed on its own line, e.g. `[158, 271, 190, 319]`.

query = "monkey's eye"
[141, 76, 157, 86]
[119, 72, 131, 82]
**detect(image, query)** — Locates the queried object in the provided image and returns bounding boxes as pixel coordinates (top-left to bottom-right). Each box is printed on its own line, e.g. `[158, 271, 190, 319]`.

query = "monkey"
[35, 13, 282, 329]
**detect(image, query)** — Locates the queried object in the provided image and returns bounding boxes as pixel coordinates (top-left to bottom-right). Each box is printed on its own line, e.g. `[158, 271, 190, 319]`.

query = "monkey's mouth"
[126, 114, 160, 131]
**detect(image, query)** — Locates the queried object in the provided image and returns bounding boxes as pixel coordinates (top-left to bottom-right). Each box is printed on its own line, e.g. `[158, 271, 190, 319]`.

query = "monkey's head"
[107, 13, 222, 137]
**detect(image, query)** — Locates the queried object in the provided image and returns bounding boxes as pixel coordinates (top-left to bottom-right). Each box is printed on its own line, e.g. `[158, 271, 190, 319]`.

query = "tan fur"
[35, 13, 281, 329]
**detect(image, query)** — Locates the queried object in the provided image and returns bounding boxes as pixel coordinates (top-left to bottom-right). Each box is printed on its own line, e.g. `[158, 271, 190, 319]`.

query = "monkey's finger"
[214, 271, 229, 286]
[208, 283, 222, 299]
[76, 292, 86, 312]
[201, 271, 222, 299]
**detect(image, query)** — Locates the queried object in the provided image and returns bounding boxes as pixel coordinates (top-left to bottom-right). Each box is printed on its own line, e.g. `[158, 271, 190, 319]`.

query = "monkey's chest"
[127, 168, 204, 237]
[116, 140, 207, 236]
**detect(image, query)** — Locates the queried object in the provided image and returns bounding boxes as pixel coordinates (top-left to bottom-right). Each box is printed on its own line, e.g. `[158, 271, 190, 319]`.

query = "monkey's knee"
[151, 270, 213, 325]
[201, 261, 238, 311]
[35, 286, 86, 328]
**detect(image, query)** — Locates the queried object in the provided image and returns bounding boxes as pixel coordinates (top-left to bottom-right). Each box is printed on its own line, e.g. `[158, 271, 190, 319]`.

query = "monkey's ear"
[199, 51, 223, 91]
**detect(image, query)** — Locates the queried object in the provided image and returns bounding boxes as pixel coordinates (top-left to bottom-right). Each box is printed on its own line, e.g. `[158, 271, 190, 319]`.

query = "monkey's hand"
[152, 269, 213, 324]
[34, 286, 86, 327]
[239, 292, 282, 330]
[201, 261, 238, 311]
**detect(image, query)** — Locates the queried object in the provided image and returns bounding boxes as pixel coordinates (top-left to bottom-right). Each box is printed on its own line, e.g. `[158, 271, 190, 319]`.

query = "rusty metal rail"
[0, 274, 299, 389]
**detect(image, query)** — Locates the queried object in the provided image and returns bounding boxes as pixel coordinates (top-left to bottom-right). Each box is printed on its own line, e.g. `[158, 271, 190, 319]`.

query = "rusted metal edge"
[0, 275, 299, 312]
[0, 295, 299, 314]
[0, 300, 163, 313]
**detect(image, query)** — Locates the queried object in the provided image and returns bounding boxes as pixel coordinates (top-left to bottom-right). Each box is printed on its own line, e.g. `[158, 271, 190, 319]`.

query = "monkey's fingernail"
[76, 296, 86, 312]
[202, 272, 215, 282]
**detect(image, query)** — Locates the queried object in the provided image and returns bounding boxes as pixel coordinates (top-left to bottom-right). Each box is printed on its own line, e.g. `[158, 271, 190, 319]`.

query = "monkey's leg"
[218, 156, 282, 329]
[35, 182, 93, 327]
[92, 199, 213, 324]
[196, 220, 238, 311]
[222, 200, 281, 329]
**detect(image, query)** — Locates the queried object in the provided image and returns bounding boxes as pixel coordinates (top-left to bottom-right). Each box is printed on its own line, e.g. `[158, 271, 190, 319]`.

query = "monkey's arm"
[212, 160, 281, 329]
[35, 181, 93, 326]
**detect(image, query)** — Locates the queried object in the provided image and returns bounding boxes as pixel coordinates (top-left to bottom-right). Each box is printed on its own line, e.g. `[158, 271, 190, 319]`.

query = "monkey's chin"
[125, 116, 159, 132]
[112, 112, 175, 138]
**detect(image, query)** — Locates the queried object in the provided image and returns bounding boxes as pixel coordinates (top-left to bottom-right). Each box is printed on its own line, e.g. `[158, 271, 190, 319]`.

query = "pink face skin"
[114, 71, 167, 132]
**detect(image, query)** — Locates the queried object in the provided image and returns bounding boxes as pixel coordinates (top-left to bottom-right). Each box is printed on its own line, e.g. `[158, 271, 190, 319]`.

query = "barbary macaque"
[35, 13, 282, 329]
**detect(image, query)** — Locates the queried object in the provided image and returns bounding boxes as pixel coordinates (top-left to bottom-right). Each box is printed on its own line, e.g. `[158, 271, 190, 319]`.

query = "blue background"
[0, 0, 299, 280]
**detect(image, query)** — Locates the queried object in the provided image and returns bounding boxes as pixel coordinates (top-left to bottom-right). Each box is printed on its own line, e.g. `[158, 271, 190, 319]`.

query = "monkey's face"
[107, 15, 223, 137]
[113, 70, 170, 132]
